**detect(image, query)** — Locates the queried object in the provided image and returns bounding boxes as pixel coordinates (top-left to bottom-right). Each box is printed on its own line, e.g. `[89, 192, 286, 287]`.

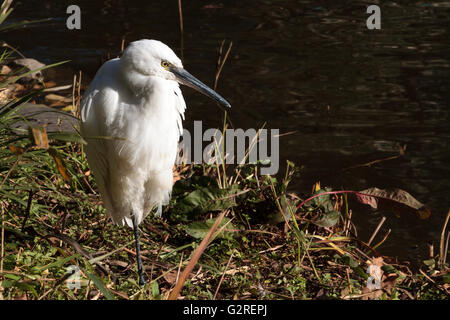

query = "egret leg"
[132, 214, 146, 287]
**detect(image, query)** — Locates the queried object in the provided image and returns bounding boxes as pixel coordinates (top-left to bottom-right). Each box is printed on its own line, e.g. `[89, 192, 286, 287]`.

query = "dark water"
[4, 0, 449, 265]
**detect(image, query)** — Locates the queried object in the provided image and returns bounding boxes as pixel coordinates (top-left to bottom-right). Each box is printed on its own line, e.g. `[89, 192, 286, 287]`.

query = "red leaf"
[357, 188, 430, 219]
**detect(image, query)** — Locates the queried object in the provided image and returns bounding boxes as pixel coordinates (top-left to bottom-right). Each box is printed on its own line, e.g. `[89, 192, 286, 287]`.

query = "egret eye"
[161, 61, 170, 69]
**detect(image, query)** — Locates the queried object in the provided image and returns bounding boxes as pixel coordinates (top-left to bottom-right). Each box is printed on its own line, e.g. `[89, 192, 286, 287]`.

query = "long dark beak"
[170, 67, 231, 108]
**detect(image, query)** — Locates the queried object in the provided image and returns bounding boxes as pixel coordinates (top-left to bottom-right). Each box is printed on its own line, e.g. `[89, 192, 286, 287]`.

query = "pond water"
[4, 0, 449, 266]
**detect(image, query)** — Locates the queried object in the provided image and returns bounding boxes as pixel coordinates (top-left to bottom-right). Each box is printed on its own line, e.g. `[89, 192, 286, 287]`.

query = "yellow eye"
[161, 61, 170, 69]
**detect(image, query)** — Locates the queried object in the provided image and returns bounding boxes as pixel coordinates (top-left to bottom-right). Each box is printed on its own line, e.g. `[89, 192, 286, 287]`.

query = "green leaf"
[340, 254, 359, 268]
[0, 0, 13, 26]
[0, 18, 52, 33]
[184, 217, 236, 240]
[172, 183, 238, 218]
[291, 225, 306, 243]
[36, 254, 80, 272]
[151, 281, 160, 298]
[313, 210, 340, 228]
[381, 264, 397, 274]
[4, 273, 21, 281]
[0, 280, 14, 289]
[85, 272, 116, 300]
[354, 266, 369, 280]
[12, 282, 38, 297]
[443, 274, 450, 284]
[423, 258, 435, 268]
[310, 188, 334, 211]
[48, 132, 87, 145]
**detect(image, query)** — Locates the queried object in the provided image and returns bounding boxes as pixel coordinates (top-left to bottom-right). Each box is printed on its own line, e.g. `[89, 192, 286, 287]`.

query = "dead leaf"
[49, 102, 66, 108]
[108, 260, 128, 268]
[30, 126, 49, 149]
[12, 58, 45, 81]
[62, 105, 73, 112]
[361, 287, 383, 300]
[370, 257, 384, 268]
[8, 145, 25, 155]
[0, 65, 12, 74]
[163, 270, 178, 285]
[381, 275, 398, 293]
[44, 81, 57, 88]
[48, 148, 71, 182]
[45, 94, 72, 103]
[224, 266, 249, 276]
[312, 181, 321, 193]
[357, 188, 431, 219]
[0, 84, 25, 103]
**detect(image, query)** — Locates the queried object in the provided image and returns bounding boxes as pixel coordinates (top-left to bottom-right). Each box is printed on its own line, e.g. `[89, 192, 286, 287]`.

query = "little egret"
[80, 39, 231, 286]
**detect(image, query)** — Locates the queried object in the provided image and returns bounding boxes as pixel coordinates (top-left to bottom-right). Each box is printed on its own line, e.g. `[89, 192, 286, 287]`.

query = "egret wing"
[80, 60, 121, 219]
[173, 84, 186, 136]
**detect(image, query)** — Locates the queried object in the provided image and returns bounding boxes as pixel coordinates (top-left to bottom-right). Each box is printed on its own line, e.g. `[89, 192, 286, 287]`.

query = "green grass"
[0, 1, 448, 300]
[1, 130, 448, 300]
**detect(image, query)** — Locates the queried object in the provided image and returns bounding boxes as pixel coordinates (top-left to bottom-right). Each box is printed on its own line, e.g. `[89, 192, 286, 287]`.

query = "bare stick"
[178, 0, 184, 62]
[439, 210, 450, 268]
[428, 241, 434, 259]
[443, 231, 449, 268]
[368, 216, 386, 247]
[121, 36, 126, 53]
[1, 201, 4, 275]
[372, 229, 391, 250]
[168, 210, 227, 300]
[342, 145, 406, 172]
[21, 190, 33, 232]
[213, 250, 234, 299]
[214, 40, 232, 91]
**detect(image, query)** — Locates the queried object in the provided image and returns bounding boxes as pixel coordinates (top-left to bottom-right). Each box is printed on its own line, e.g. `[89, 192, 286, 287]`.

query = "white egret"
[80, 39, 231, 286]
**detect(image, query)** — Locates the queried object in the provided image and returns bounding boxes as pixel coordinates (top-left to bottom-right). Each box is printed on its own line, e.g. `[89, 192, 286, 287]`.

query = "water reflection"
[3, 0, 449, 264]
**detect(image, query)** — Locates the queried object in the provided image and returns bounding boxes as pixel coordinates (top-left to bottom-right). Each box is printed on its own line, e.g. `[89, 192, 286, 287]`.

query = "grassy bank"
[0, 2, 449, 300]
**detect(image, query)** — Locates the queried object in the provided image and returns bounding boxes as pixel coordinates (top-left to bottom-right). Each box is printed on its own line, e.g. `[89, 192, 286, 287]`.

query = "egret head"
[121, 39, 231, 108]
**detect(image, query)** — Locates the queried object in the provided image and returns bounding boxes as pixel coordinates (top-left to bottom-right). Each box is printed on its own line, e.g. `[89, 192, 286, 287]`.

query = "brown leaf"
[312, 181, 321, 193]
[163, 270, 178, 285]
[361, 287, 383, 300]
[109, 260, 128, 268]
[30, 126, 49, 149]
[357, 188, 431, 219]
[48, 148, 71, 182]
[44, 81, 57, 88]
[370, 257, 384, 268]
[49, 102, 66, 108]
[45, 94, 72, 104]
[0, 65, 12, 74]
[8, 145, 25, 155]
[381, 275, 398, 293]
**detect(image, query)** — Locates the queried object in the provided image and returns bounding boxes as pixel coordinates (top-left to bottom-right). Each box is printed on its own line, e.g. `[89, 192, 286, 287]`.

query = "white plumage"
[80, 39, 230, 228]
[81, 40, 185, 227]
[80, 39, 230, 285]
